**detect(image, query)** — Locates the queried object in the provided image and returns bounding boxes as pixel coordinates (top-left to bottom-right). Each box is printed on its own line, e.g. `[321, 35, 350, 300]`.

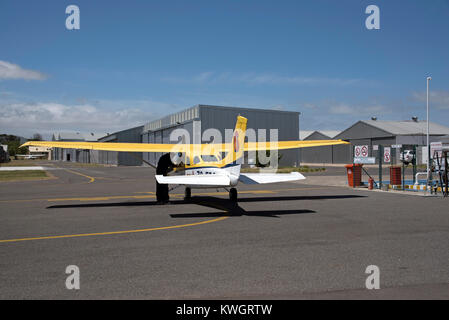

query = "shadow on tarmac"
[46, 194, 364, 218]
[237, 194, 365, 203]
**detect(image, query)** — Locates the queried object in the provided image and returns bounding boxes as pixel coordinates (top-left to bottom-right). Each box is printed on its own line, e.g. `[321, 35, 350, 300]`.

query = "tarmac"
[0, 161, 448, 299]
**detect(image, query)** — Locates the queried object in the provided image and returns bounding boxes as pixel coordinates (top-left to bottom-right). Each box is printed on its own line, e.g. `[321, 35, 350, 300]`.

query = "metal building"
[299, 119, 449, 164]
[52, 132, 107, 163]
[141, 105, 300, 167]
[334, 119, 449, 164]
[97, 126, 144, 166]
[299, 130, 346, 164]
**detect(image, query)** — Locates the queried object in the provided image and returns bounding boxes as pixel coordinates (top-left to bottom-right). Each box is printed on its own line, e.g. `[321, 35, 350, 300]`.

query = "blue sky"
[1, 0, 448, 138]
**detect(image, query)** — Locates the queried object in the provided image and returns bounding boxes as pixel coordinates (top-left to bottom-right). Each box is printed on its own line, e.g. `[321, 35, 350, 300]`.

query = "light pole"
[297, 112, 301, 167]
[426, 76, 432, 191]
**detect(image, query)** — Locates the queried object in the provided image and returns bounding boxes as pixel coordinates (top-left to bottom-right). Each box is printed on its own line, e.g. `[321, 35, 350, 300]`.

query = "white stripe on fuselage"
[184, 164, 240, 187]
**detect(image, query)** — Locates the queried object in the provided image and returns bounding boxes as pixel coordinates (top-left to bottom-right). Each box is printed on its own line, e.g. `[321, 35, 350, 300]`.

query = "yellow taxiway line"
[0, 186, 328, 203]
[63, 168, 95, 183]
[0, 216, 229, 244]
[0, 186, 331, 244]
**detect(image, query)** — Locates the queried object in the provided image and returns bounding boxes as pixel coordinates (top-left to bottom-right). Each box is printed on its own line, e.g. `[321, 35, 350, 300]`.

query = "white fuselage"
[184, 164, 240, 188]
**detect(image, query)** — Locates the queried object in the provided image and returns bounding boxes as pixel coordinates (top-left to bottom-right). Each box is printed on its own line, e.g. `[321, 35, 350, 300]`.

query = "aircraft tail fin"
[222, 116, 247, 170]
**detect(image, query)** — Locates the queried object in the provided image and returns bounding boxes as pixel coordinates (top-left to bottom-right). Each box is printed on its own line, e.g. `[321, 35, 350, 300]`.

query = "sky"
[0, 0, 448, 138]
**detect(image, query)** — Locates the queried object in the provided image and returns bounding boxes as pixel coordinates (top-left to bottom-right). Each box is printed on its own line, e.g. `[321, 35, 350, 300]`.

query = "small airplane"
[15, 154, 48, 160]
[21, 116, 349, 202]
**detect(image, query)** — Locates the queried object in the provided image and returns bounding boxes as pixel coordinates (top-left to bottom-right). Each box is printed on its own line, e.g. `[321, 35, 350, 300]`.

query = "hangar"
[141, 105, 300, 167]
[301, 118, 449, 164]
[97, 126, 143, 166]
[52, 132, 107, 163]
[50, 105, 300, 167]
[299, 130, 348, 164]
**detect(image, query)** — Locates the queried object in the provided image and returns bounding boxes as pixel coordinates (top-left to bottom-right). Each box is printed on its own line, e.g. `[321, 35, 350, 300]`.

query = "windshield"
[201, 155, 218, 162]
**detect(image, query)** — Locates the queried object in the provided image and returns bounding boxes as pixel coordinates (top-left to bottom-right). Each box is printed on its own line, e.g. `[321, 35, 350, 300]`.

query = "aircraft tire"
[184, 187, 192, 201]
[156, 153, 174, 203]
[229, 188, 238, 202]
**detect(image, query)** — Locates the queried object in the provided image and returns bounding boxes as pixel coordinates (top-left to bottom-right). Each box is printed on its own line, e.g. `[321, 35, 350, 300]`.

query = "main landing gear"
[156, 153, 174, 204]
[229, 188, 238, 202]
[184, 187, 192, 202]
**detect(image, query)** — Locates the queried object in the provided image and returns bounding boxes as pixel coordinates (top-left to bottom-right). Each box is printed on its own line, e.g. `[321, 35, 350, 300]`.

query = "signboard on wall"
[431, 142, 445, 169]
[383, 147, 391, 163]
[431, 142, 443, 158]
[354, 157, 375, 164]
[354, 145, 369, 158]
[422, 146, 428, 164]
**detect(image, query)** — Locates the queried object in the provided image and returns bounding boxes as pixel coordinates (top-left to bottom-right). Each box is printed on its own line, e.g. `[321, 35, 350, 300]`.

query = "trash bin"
[390, 166, 401, 185]
[345, 164, 363, 187]
[368, 177, 374, 190]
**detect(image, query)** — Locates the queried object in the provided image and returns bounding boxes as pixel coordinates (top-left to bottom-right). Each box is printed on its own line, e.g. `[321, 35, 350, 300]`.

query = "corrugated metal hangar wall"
[142, 105, 300, 167]
[97, 126, 144, 166]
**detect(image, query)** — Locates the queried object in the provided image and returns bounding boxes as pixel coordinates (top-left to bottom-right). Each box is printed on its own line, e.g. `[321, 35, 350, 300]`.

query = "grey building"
[299, 119, 449, 164]
[142, 105, 300, 167]
[299, 130, 346, 164]
[97, 126, 144, 166]
[334, 119, 449, 164]
[52, 132, 107, 163]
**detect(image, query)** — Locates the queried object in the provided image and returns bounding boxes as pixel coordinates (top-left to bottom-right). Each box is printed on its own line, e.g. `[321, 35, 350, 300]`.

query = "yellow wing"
[20, 141, 227, 154]
[21, 139, 349, 154]
[244, 139, 350, 151]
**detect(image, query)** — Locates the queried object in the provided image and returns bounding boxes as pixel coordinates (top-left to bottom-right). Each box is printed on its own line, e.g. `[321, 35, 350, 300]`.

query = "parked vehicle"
[400, 149, 415, 165]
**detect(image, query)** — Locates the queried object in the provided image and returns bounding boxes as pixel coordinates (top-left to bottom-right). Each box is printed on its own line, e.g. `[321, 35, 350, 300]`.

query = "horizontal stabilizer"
[239, 172, 305, 184]
[155, 175, 230, 186]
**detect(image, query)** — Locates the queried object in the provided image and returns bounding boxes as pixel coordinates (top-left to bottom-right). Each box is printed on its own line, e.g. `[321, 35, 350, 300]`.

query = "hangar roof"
[362, 120, 449, 135]
[143, 104, 300, 133]
[300, 130, 340, 140]
[53, 132, 108, 141]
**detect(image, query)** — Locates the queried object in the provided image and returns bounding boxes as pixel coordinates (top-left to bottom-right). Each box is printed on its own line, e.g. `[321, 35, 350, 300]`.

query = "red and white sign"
[355, 145, 369, 158]
[431, 142, 443, 159]
[384, 147, 391, 163]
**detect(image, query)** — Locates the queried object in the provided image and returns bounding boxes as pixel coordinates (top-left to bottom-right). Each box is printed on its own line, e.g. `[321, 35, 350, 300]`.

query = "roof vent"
[371, 117, 377, 121]
[412, 116, 418, 122]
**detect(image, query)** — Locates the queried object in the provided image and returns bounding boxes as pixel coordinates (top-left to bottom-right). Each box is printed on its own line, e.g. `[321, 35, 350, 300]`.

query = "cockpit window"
[193, 156, 201, 164]
[201, 155, 218, 162]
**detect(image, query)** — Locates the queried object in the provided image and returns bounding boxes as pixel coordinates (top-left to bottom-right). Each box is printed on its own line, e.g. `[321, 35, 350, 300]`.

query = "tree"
[32, 133, 43, 141]
[0, 134, 28, 156]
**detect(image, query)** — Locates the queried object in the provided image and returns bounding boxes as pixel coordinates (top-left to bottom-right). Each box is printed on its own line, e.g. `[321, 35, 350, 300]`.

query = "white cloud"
[328, 102, 388, 115]
[412, 90, 449, 109]
[0, 101, 161, 137]
[163, 72, 361, 86]
[329, 103, 354, 114]
[0, 61, 47, 80]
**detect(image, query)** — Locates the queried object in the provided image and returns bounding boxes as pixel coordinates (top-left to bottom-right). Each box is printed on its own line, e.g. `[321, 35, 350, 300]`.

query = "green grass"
[0, 170, 49, 181]
[66, 162, 109, 168]
[241, 166, 326, 173]
[0, 159, 41, 167]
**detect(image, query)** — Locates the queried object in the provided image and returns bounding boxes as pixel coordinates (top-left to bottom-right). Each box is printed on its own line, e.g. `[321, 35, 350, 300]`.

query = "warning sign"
[431, 142, 443, 159]
[384, 147, 391, 163]
[355, 145, 369, 158]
